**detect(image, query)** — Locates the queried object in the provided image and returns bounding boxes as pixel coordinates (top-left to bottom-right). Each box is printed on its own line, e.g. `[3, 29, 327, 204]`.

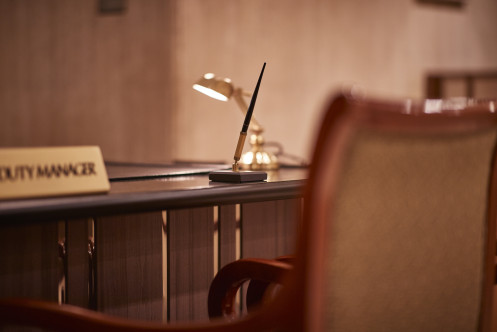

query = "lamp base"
[209, 170, 267, 183]
[239, 133, 279, 170]
[240, 150, 279, 170]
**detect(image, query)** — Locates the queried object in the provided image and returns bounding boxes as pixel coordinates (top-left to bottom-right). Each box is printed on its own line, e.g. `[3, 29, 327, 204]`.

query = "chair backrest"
[289, 94, 497, 331]
[426, 71, 497, 99]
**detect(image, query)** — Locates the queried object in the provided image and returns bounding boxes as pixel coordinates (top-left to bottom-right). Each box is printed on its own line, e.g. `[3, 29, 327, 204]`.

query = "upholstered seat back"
[324, 129, 496, 332]
[303, 96, 497, 332]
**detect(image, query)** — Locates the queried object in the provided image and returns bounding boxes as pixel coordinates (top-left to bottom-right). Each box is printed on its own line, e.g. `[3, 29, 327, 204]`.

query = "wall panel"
[0, 0, 177, 162]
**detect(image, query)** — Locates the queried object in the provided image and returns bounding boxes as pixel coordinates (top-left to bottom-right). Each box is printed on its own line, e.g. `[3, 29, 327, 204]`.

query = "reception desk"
[0, 165, 306, 323]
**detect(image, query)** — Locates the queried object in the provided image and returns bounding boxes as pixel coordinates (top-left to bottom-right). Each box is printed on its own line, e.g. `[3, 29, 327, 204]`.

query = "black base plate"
[209, 170, 267, 183]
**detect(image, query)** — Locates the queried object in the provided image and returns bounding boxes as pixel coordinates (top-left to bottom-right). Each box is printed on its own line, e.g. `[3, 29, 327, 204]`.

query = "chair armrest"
[0, 298, 160, 332]
[0, 258, 294, 330]
[246, 255, 295, 311]
[0, 298, 243, 332]
[208, 258, 293, 320]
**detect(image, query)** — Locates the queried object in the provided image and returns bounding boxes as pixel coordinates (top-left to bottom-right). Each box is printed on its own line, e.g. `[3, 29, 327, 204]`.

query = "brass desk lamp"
[193, 73, 279, 170]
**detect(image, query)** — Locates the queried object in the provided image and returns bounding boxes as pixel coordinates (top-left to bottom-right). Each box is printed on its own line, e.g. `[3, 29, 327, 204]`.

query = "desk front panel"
[0, 170, 305, 322]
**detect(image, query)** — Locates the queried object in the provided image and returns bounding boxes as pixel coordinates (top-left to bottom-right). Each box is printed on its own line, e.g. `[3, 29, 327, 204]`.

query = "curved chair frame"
[301, 95, 497, 331]
[209, 95, 497, 331]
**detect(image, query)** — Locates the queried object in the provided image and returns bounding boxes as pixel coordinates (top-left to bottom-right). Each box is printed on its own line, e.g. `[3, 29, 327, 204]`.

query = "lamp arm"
[241, 90, 253, 98]
[233, 88, 264, 133]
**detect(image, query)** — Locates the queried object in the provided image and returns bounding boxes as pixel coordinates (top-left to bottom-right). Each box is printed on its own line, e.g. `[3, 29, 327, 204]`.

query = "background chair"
[2, 93, 497, 331]
[426, 70, 497, 99]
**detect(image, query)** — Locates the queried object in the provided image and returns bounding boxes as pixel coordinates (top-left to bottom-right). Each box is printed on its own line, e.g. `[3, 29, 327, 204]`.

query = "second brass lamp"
[193, 72, 279, 170]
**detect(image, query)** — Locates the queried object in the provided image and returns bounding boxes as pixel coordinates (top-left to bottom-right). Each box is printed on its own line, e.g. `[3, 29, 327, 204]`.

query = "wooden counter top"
[0, 166, 307, 223]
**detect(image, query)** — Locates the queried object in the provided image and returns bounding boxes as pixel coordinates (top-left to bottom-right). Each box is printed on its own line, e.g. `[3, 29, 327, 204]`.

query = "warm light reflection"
[192, 84, 228, 101]
[242, 151, 254, 164]
[424, 100, 443, 114]
[425, 98, 471, 114]
[402, 100, 413, 114]
[256, 152, 263, 163]
[242, 151, 274, 168]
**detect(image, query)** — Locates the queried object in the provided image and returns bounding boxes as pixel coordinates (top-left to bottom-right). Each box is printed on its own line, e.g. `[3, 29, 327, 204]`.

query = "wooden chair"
[2, 93, 497, 331]
[426, 70, 497, 99]
[208, 94, 497, 331]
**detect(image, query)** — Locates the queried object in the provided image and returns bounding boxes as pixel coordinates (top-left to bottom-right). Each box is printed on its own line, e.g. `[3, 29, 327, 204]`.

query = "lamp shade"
[193, 73, 234, 101]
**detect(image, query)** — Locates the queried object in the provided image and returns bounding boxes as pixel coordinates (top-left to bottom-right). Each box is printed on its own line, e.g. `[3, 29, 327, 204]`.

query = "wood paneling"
[238, 199, 301, 314]
[0, 198, 302, 323]
[0, 221, 60, 301]
[0, 0, 177, 162]
[241, 199, 300, 259]
[95, 212, 163, 321]
[167, 207, 214, 322]
[65, 218, 91, 308]
[218, 204, 237, 270]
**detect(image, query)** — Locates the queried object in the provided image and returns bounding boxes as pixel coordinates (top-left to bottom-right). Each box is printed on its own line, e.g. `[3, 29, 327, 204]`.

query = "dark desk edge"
[0, 180, 305, 224]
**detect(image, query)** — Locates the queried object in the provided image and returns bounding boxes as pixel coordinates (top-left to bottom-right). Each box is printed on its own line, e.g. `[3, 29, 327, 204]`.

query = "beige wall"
[1, 0, 496, 163]
[175, 0, 497, 163]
